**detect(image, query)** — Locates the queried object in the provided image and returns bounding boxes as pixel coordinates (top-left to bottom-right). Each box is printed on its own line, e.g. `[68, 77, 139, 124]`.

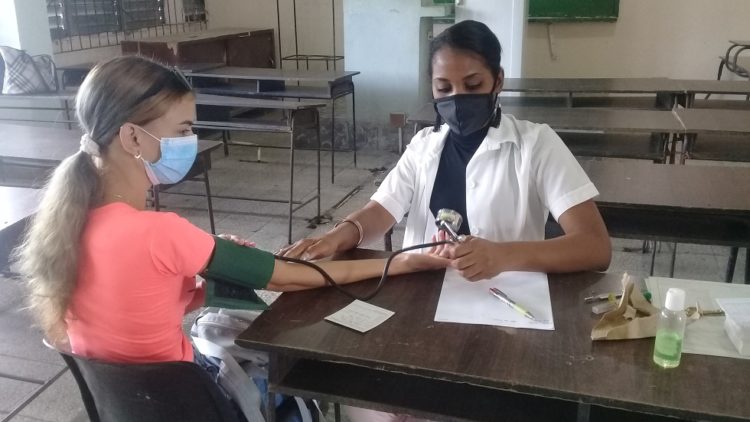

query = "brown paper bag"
[591, 275, 660, 340]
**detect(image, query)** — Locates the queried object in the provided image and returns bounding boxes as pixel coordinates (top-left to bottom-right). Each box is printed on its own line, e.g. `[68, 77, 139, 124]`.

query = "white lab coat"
[371, 113, 599, 249]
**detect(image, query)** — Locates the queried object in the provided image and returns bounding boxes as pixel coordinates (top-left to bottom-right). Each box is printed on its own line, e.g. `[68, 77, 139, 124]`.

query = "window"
[48, 0, 206, 42]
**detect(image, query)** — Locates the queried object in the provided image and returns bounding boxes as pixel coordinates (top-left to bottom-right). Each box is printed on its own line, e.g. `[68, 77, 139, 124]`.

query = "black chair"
[58, 351, 241, 422]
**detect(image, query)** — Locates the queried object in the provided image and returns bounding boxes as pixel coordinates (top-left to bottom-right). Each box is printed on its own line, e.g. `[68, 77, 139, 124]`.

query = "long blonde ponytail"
[14, 56, 192, 343]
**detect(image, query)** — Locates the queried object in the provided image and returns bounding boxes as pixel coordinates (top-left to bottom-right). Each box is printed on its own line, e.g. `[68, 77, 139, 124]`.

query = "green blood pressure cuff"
[202, 237, 276, 310]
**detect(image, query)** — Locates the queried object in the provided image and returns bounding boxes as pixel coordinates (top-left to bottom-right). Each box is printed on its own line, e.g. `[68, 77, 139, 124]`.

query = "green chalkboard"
[529, 0, 619, 22]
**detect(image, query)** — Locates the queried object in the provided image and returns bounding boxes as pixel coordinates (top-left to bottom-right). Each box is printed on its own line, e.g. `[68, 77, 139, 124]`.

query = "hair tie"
[79, 134, 101, 157]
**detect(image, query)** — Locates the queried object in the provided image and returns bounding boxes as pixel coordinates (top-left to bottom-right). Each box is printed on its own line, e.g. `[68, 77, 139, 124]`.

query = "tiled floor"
[0, 132, 746, 421]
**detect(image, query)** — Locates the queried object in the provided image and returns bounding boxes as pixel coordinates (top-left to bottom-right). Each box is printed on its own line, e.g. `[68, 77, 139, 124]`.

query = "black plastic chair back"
[59, 351, 241, 422]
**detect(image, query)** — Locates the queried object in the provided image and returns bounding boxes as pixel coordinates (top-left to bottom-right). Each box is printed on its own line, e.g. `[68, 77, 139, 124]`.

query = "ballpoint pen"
[489, 287, 537, 321]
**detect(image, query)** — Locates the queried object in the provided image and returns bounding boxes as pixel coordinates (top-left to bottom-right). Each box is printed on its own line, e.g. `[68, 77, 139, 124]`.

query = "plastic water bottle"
[653, 288, 687, 368]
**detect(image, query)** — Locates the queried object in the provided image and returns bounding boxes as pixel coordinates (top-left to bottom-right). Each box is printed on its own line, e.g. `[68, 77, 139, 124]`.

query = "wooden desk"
[237, 249, 750, 421]
[584, 159, 750, 246]
[407, 104, 679, 162]
[121, 28, 276, 68]
[0, 124, 222, 233]
[0, 186, 41, 271]
[189, 66, 360, 182]
[503, 77, 683, 94]
[503, 77, 683, 108]
[408, 104, 682, 133]
[677, 80, 750, 106]
[0, 90, 77, 127]
[675, 108, 750, 135]
[673, 108, 750, 165]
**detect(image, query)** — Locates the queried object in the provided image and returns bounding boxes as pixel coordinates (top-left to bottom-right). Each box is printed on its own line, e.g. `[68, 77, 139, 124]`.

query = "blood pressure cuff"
[202, 237, 276, 310]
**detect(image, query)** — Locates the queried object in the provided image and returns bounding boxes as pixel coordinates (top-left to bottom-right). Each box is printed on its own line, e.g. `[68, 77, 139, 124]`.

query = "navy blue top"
[429, 126, 490, 235]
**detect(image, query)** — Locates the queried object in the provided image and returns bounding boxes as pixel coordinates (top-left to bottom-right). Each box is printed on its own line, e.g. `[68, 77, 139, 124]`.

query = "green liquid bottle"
[653, 288, 687, 369]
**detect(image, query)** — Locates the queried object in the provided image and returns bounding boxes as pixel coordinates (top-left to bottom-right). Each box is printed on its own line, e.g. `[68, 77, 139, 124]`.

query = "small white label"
[325, 300, 395, 333]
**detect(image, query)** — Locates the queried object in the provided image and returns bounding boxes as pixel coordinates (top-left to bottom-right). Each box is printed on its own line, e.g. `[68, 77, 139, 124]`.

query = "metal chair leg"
[726, 247, 739, 283]
[334, 403, 341, 422]
[649, 241, 657, 276]
[669, 243, 677, 278]
[222, 131, 229, 156]
[330, 98, 336, 184]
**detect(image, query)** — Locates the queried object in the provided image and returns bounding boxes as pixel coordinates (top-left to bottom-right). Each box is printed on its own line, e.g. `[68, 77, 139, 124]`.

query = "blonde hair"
[14, 56, 193, 343]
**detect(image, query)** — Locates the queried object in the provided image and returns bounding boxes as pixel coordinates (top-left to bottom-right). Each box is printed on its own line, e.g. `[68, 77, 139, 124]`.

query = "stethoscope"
[274, 209, 465, 301]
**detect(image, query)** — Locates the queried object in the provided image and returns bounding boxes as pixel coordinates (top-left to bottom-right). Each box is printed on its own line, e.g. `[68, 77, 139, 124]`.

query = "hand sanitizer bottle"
[653, 288, 687, 368]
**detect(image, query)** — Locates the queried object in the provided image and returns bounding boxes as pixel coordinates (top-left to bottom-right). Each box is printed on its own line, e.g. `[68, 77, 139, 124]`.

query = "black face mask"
[433, 92, 498, 136]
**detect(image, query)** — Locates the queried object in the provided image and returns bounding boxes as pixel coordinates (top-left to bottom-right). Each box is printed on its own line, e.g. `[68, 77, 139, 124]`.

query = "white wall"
[456, 0, 527, 78]
[12, 0, 52, 55]
[0, 0, 21, 48]
[0, 0, 57, 126]
[0, 0, 50, 54]
[523, 0, 750, 79]
[344, 0, 449, 125]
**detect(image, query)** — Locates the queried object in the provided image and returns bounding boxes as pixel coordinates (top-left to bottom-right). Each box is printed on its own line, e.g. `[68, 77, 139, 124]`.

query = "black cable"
[274, 240, 453, 301]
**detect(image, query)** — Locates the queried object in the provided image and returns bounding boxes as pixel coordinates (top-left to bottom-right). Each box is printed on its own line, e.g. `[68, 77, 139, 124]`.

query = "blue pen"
[489, 287, 537, 321]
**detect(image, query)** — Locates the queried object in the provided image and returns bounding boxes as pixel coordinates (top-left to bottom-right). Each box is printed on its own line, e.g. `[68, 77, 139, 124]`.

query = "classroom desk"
[676, 108, 750, 134]
[237, 249, 750, 422]
[673, 108, 750, 165]
[187, 66, 360, 182]
[0, 124, 222, 233]
[503, 77, 682, 94]
[503, 77, 683, 108]
[194, 94, 327, 243]
[676, 80, 750, 106]
[407, 103, 680, 162]
[408, 103, 683, 133]
[582, 159, 750, 282]
[0, 186, 41, 271]
[0, 90, 77, 127]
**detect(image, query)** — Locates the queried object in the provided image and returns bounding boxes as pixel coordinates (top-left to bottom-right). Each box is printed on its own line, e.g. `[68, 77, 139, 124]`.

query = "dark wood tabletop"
[0, 123, 82, 164]
[502, 77, 683, 94]
[0, 186, 41, 269]
[187, 66, 359, 83]
[237, 249, 750, 421]
[407, 103, 683, 133]
[124, 27, 254, 44]
[0, 123, 221, 164]
[583, 159, 750, 215]
[675, 108, 750, 134]
[677, 79, 750, 96]
[0, 186, 41, 234]
[195, 93, 327, 110]
[582, 159, 750, 248]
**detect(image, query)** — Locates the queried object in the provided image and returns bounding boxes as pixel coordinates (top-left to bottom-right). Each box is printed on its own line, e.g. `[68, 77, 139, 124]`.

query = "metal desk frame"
[186, 67, 359, 183]
[194, 94, 325, 243]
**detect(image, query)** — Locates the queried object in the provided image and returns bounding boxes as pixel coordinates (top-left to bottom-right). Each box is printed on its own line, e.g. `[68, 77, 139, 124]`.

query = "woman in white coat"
[282, 20, 611, 281]
[282, 20, 612, 421]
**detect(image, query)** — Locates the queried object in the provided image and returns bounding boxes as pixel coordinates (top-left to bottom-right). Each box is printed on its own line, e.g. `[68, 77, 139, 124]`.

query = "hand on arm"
[278, 201, 396, 260]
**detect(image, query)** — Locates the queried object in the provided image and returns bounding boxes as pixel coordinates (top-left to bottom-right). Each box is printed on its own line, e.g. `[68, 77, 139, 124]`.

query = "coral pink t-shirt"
[66, 202, 215, 363]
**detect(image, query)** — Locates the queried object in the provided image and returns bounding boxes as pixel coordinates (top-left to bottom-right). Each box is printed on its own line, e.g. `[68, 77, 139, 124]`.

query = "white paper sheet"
[325, 300, 395, 333]
[434, 268, 554, 330]
[646, 277, 750, 360]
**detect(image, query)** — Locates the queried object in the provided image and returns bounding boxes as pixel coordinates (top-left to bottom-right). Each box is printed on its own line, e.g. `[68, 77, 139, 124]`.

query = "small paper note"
[325, 300, 395, 333]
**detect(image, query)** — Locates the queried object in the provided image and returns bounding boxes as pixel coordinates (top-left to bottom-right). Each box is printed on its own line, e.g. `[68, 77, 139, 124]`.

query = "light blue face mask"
[139, 127, 198, 185]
